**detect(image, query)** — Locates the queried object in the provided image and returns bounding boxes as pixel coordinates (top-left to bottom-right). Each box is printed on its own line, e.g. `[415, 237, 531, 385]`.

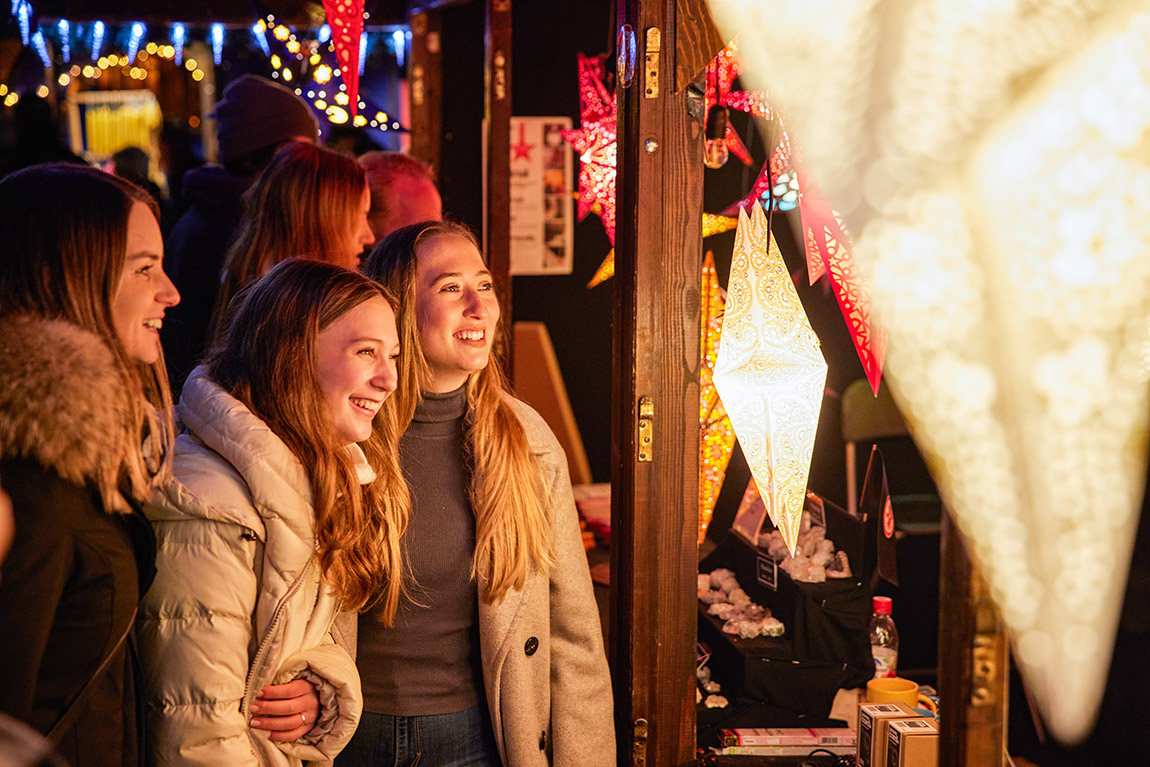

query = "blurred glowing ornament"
[703, 41, 753, 166]
[91, 21, 105, 61]
[707, 0, 1150, 743]
[210, 23, 224, 66]
[712, 201, 827, 556]
[702, 213, 738, 238]
[323, 0, 365, 117]
[586, 248, 614, 289]
[170, 23, 185, 66]
[699, 251, 735, 543]
[562, 53, 617, 245]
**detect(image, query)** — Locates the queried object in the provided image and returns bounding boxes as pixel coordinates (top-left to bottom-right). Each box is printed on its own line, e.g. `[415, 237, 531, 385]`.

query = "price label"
[756, 554, 778, 591]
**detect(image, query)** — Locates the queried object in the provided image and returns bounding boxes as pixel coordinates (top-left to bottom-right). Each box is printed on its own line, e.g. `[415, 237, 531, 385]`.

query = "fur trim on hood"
[0, 316, 137, 511]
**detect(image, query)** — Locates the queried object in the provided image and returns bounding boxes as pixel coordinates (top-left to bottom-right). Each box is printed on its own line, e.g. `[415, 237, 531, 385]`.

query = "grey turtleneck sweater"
[356, 385, 484, 715]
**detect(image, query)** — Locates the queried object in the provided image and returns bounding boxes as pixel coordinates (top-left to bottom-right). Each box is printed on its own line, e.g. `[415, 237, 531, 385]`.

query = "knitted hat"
[212, 75, 319, 166]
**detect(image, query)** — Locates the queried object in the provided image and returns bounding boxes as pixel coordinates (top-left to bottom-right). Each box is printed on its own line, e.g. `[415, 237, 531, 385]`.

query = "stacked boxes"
[886, 717, 939, 767]
[857, 702, 921, 767]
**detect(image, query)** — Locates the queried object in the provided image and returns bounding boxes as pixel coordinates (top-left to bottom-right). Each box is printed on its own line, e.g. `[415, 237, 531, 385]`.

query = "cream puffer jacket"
[138, 366, 364, 767]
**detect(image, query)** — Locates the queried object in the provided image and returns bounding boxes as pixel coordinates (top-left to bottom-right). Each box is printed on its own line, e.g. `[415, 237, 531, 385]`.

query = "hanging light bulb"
[171, 23, 186, 66]
[210, 23, 224, 66]
[17, 1, 30, 46]
[704, 105, 731, 169]
[127, 22, 145, 63]
[392, 29, 405, 68]
[30, 29, 51, 68]
[57, 19, 70, 63]
[252, 21, 270, 57]
[318, 24, 331, 44]
[91, 20, 105, 61]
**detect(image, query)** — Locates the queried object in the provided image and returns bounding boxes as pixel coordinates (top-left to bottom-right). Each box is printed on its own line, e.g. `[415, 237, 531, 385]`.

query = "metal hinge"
[644, 27, 660, 98]
[638, 396, 654, 462]
[633, 718, 649, 767]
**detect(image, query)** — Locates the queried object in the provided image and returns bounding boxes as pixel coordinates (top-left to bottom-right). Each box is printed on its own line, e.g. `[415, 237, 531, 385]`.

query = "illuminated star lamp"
[699, 251, 735, 543]
[562, 53, 617, 247]
[323, 0, 365, 117]
[712, 201, 827, 556]
[707, 0, 1150, 744]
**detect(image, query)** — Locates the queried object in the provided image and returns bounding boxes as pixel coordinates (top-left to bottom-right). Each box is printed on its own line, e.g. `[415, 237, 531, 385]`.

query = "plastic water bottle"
[869, 595, 898, 679]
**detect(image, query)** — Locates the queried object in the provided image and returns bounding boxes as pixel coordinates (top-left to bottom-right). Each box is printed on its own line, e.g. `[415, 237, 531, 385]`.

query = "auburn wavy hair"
[207, 258, 409, 618]
[213, 141, 368, 337]
[0, 163, 175, 513]
[364, 221, 554, 603]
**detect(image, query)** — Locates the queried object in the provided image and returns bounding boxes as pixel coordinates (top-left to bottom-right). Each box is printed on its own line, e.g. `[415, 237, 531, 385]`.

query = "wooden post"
[408, 10, 442, 175]
[484, 0, 512, 345]
[938, 510, 1009, 767]
[611, 1, 704, 765]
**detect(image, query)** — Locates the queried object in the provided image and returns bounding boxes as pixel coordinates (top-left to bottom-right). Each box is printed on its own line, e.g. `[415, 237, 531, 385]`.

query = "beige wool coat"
[333, 397, 615, 767]
[138, 367, 364, 767]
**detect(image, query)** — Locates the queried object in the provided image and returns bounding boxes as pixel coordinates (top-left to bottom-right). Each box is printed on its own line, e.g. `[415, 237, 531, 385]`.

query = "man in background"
[162, 75, 318, 390]
[359, 151, 442, 245]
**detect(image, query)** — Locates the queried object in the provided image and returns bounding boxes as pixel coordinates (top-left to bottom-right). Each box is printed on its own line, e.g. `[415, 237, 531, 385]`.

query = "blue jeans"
[336, 704, 503, 767]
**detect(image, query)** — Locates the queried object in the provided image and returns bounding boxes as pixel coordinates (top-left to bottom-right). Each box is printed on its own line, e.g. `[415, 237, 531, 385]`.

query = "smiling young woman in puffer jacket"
[137, 259, 409, 766]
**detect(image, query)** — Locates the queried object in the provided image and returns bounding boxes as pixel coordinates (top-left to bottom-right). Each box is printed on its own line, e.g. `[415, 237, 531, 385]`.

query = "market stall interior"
[2, 1, 1149, 766]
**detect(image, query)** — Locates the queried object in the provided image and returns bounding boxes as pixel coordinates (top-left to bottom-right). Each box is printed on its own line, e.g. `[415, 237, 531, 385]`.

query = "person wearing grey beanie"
[163, 75, 319, 394]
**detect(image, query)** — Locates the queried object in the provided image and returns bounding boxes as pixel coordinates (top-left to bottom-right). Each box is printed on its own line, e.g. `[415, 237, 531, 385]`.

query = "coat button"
[539, 730, 547, 750]
[524, 636, 539, 656]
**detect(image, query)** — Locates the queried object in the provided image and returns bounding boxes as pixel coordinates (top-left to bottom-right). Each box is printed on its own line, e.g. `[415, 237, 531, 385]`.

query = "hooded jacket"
[332, 397, 614, 767]
[137, 366, 362, 767]
[0, 317, 154, 767]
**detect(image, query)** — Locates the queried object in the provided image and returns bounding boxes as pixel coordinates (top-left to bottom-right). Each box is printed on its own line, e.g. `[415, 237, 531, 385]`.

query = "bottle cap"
[873, 595, 892, 614]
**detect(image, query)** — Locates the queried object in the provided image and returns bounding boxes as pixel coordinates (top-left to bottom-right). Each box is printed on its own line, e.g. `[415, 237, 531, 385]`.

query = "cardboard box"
[722, 727, 856, 747]
[887, 717, 939, 767]
[857, 702, 922, 767]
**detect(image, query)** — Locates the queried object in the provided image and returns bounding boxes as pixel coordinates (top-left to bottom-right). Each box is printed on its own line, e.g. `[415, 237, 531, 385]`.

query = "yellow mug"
[866, 677, 937, 713]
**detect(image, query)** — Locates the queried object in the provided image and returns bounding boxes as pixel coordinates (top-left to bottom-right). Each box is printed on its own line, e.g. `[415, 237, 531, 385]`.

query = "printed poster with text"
[510, 116, 573, 275]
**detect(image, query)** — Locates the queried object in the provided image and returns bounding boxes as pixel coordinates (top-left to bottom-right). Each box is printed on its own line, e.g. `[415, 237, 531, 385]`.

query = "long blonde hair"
[208, 258, 409, 618]
[213, 141, 368, 335]
[364, 221, 554, 603]
[0, 163, 175, 512]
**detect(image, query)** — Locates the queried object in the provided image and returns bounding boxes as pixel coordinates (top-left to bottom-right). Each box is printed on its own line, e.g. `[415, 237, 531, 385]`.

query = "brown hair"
[364, 221, 554, 603]
[214, 141, 368, 335]
[208, 258, 408, 617]
[0, 163, 174, 512]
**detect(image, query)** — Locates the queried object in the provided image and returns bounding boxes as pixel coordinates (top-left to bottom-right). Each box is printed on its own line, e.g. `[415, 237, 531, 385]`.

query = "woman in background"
[211, 141, 375, 337]
[0, 164, 178, 767]
[338, 220, 614, 767]
[139, 258, 409, 766]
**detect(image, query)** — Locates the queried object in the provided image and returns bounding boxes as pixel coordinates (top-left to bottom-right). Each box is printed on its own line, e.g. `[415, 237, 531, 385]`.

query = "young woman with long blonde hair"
[138, 258, 409, 766]
[0, 164, 179, 767]
[340, 220, 615, 767]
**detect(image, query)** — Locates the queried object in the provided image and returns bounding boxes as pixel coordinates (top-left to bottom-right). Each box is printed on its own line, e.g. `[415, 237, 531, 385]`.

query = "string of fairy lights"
[2, 1, 408, 133]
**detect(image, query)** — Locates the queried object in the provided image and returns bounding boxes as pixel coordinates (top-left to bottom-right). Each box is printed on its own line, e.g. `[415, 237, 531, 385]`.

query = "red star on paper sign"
[561, 53, 617, 246]
[511, 122, 534, 163]
[323, 0, 364, 117]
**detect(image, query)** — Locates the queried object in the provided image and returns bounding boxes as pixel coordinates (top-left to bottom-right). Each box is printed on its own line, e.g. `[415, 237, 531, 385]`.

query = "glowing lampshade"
[712, 202, 827, 555]
[707, 0, 1150, 743]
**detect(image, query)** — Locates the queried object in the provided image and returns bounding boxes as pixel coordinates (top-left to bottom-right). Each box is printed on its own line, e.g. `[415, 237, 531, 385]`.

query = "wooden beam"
[674, 0, 726, 93]
[612, 1, 703, 765]
[484, 0, 512, 355]
[938, 510, 1009, 767]
[408, 10, 442, 175]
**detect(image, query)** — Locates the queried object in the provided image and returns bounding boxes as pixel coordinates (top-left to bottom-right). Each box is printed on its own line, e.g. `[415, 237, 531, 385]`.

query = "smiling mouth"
[455, 330, 485, 341]
[350, 398, 381, 416]
[143, 319, 163, 331]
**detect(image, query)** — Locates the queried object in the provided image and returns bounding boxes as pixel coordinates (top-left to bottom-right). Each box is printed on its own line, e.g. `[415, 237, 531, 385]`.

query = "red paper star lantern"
[561, 53, 617, 245]
[323, 0, 364, 117]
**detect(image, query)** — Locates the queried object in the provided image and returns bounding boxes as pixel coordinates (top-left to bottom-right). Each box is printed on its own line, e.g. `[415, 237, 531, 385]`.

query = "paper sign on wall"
[510, 116, 574, 275]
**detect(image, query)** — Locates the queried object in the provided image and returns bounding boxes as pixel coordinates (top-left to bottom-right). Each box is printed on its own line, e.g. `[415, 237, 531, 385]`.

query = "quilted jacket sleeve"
[538, 422, 616, 766]
[271, 638, 362, 762]
[137, 512, 262, 767]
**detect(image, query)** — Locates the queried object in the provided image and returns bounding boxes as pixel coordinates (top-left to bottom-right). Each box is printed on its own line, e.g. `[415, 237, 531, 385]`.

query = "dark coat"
[0, 318, 156, 767]
[161, 165, 253, 389]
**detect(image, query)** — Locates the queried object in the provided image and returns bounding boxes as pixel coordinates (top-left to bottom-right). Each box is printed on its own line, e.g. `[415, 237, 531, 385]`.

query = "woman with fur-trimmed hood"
[0, 164, 179, 767]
